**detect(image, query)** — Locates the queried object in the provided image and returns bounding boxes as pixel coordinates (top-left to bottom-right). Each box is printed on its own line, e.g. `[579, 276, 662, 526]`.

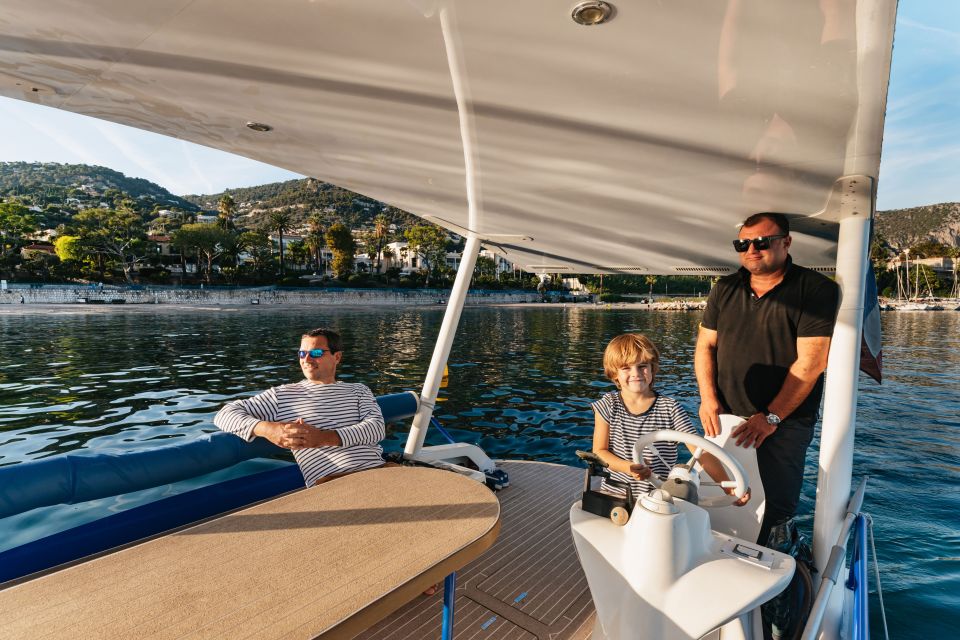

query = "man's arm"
[328, 385, 385, 448]
[732, 335, 832, 447]
[695, 325, 723, 436]
[214, 391, 277, 442]
[215, 389, 316, 450]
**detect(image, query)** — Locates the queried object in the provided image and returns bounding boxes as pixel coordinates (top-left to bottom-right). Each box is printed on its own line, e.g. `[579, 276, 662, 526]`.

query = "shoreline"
[0, 286, 706, 310]
[0, 300, 708, 315]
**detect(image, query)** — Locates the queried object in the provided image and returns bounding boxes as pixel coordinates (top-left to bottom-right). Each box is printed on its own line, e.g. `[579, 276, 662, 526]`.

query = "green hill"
[0, 162, 198, 212]
[0, 163, 425, 233]
[182, 178, 422, 231]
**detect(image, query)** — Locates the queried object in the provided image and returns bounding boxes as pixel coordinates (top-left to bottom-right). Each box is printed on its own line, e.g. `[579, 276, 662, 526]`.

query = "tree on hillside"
[404, 225, 448, 286]
[54, 235, 83, 262]
[71, 208, 148, 284]
[288, 240, 311, 272]
[218, 231, 247, 271]
[53, 235, 84, 279]
[0, 202, 38, 267]
[325, 223, 356, 280]
[474, 256, 496, 278]
[305, 213, 325, 274]
[268, 209, 293, 276]
[372, 213, 389, 274]
[217, 195, 237, 230]
[910, 240, 954, 258]
[645, 275, 658, 297]
[240, 231, 273, 277]
[171, 224, 234, 283]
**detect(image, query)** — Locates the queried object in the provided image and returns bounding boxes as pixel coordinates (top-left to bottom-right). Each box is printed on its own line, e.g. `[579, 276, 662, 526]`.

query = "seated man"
[215, 327, 385, 486]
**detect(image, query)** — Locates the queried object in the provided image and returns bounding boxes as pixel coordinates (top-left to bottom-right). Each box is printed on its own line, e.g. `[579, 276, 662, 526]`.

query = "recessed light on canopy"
[571, 1, 614, 26]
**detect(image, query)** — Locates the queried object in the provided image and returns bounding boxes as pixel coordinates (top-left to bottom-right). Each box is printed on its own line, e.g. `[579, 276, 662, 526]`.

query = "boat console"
[570, 420, 795, 640]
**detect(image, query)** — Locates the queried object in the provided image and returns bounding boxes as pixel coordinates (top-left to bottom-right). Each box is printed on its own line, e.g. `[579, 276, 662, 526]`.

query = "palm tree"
[645, 275, 658, 297]
[305, 213, 325, 274]
[373, 213, 389, 273]
[217, 195, 236, 230]
[268, 209, 292, 277]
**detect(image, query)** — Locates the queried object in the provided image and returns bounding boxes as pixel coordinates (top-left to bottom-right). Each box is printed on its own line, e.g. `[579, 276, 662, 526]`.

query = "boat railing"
[801, 477, 882, 640]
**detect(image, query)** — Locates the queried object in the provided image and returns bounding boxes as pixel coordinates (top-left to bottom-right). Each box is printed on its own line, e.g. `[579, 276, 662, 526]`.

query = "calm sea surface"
[0, 306, 957, 637]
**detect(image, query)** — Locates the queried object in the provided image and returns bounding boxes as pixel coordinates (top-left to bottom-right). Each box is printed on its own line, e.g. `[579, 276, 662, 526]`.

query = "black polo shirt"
[701, 257, 840, 419]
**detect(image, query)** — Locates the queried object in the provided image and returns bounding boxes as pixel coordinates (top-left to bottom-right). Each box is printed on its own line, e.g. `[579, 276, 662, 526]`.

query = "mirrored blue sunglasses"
[298, 348, 327, 359]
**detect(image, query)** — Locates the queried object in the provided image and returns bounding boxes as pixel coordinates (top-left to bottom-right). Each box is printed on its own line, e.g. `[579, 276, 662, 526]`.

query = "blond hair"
[602, 333, 660, 386]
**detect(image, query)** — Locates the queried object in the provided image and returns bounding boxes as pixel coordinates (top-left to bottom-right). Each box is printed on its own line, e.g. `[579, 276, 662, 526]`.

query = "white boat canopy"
[0, 0, 895, 275]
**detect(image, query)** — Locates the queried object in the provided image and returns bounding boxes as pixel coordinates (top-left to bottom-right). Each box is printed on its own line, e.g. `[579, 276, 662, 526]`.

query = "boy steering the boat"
[592, 333, 747, 504]
[215, 327, 386, 486]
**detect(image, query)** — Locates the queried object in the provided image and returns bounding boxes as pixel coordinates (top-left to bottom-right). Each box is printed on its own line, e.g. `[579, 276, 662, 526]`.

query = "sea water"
[0, 305, 956, 638]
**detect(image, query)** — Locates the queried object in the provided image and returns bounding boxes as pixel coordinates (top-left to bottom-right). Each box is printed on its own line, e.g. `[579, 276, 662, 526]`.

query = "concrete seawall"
[0, 286, 555, 307]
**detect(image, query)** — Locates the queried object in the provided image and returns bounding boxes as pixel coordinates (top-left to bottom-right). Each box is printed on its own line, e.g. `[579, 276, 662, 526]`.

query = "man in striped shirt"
[214, 327, 386, 486]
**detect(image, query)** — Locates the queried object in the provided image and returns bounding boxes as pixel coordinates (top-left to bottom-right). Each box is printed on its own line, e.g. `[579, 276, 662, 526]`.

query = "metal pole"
[801, 479, 866, 640]
[405, 4, 482, 456]
[812, 189, 871, 640]
[851, 515, 870, 640]
[810, 1, 897, 619]
[441, 572, 457, 640]
[405, 235, 481, 455]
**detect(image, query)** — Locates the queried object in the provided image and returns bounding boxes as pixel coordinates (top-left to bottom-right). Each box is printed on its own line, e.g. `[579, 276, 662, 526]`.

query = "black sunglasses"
[732, 234, 786, 252]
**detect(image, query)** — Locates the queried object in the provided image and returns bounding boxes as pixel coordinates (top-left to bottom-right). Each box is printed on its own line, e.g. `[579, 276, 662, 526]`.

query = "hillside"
[6, 161, 957, 246]
[0, 163, 425, 234]
[182, 178, 422, 231]
[876, 202, 960, 249]
[0, 162, 198, 212]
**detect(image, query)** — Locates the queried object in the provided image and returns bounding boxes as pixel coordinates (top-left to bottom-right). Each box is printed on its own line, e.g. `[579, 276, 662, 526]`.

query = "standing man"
[215, 327, 385, 486]
[695, 212, 840, 545]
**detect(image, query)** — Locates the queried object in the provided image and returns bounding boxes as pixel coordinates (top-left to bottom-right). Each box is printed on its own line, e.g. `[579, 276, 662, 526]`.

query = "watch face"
[766, 413, 781, 425]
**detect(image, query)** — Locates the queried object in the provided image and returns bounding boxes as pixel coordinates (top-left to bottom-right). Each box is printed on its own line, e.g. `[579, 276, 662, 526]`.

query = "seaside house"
[19, 243, 57, 260]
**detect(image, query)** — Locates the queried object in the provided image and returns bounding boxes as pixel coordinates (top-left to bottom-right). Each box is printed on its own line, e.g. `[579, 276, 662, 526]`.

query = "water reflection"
[0, 307, 708, 466]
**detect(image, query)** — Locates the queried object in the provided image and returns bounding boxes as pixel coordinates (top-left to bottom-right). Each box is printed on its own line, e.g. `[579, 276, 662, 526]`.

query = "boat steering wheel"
[632, 430, 749, 508]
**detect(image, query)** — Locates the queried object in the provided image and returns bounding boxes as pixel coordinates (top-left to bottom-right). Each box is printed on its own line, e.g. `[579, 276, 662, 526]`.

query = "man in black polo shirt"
[694, 212, 839, 546]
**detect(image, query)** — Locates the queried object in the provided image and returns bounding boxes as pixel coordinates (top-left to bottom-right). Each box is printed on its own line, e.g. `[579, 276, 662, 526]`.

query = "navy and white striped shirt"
[591, 391, 697, 498]
[215, 380, 385, 486]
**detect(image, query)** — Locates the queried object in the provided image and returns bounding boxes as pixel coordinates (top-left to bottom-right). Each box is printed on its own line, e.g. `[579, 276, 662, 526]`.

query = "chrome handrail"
[801, 477, 868, 640]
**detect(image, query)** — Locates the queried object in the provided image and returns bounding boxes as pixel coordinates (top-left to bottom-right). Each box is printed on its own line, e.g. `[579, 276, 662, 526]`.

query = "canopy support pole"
[813, 176, 873, 639]
[405, 4, 483, 458]
[404, 235, 481, 456]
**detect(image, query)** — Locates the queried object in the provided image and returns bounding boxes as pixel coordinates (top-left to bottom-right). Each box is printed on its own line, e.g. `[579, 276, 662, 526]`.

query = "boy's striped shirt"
[591, 391, 696, 498]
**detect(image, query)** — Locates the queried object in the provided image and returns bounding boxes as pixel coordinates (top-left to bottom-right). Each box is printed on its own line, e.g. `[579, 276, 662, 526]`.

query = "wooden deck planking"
[356, 461, 594, 640]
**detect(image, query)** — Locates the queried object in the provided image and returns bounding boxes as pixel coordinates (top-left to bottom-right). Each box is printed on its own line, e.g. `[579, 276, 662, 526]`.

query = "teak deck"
[0, 467, 500, 640]
[357, 461, 595, 640]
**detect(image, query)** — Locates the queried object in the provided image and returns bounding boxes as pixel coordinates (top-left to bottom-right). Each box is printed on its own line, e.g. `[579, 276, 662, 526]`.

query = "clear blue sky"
[0, 1, 954, 210]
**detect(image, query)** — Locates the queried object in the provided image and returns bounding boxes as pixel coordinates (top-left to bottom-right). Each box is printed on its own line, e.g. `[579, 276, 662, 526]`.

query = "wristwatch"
[765, 412, 782, 426]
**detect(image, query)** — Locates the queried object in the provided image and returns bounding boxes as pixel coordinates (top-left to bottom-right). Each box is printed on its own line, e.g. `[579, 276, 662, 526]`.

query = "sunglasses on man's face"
[298, 348, 328, 359]
[732, 234, 786, 253]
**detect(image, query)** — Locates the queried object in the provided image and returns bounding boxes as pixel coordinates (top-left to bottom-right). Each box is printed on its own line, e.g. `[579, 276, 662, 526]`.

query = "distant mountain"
[0, 162, 198, 212]
[876, 202, 960, 250]
[0, 163, 426, 234]
[182, 178, 422, 231]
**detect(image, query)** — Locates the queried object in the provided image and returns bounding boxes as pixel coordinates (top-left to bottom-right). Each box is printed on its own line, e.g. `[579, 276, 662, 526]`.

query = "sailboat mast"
[905, 248, 911, 300]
